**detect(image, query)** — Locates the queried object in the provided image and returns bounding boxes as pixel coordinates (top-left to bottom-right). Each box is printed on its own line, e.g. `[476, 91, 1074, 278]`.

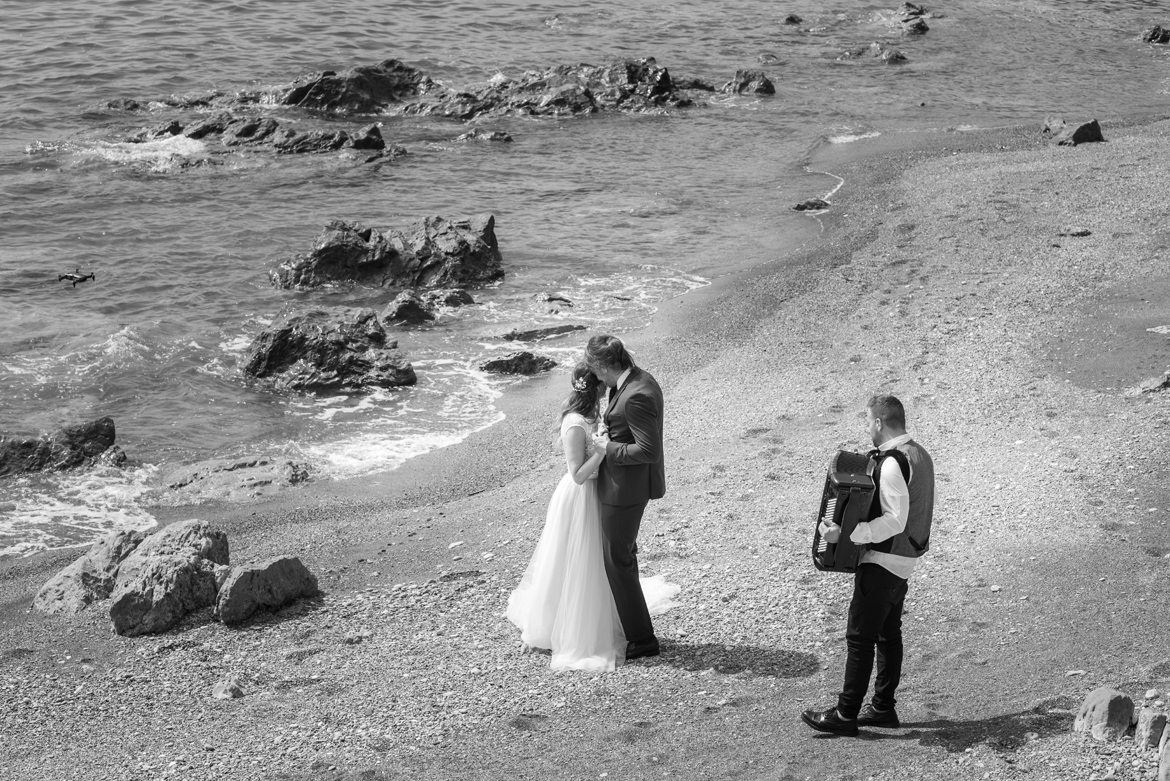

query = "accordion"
[811, 450, 876, 573]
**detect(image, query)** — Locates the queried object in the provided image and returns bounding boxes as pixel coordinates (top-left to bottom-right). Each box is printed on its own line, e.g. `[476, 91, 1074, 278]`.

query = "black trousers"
[600, 501, 654, 643]
[836, 563, 908, 719]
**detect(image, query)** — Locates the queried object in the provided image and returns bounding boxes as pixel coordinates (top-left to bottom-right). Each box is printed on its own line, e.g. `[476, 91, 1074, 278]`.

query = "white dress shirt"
[850, 433, 917, 579]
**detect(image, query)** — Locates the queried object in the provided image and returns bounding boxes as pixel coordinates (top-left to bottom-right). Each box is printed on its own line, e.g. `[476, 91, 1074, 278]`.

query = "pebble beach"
[3, 115, 1170, 780]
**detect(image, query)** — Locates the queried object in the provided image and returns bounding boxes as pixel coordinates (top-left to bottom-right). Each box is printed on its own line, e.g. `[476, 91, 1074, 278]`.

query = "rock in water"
[423, 289, 475, 308]
[269, 215, 504, 290]
[243, 307, 416, 392]
[1074, 687, 1134, 742]
[215, 556, 320, 625]
[719, 70, 776, 95]
[794, 198, 830, 212]
[274, 59, 437, 113]
[33, 529, 147, 615]
[479, 351, 557, 375]
[0, 417, 118, 477]
[1144, 25, 1170, 44]
[382, 291, 437, 325]
[107, 519, 230, 636]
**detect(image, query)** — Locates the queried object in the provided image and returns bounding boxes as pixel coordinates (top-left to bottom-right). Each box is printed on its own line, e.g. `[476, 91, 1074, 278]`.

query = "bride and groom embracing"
[506, 335, 680, 671]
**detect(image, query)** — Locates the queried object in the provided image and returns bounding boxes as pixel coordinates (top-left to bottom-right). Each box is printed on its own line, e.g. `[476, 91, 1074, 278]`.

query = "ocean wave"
[0, 465, 159, 558]
[81, 135, 209, 173]
[828, 131, 881, 144]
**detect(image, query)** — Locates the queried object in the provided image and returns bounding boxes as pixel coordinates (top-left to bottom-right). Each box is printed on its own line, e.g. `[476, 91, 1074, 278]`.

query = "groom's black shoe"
[626, 637, 660, 660]
[800, 707, 859, 737]
[856, 703, 900, 728]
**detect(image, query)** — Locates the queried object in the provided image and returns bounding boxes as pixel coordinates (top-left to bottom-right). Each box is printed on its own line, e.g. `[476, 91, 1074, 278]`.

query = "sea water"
[1, 0, 1168, 555]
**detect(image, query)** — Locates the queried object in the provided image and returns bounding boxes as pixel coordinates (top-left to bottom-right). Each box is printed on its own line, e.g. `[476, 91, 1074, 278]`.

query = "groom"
[586, 335, 666, 661]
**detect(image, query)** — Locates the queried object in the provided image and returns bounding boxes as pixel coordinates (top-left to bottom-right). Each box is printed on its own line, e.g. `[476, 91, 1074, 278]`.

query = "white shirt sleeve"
[850, 455, 910, 544]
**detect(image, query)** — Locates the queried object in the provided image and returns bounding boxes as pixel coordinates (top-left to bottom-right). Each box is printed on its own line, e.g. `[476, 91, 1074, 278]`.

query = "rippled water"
[2, 0, 1168, 555]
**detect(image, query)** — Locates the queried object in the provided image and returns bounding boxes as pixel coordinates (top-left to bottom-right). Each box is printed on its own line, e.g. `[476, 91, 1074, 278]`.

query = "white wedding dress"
[506, 412, 680, 671]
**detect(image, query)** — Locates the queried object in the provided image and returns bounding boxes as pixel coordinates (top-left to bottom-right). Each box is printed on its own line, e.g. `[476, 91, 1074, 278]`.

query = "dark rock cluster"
[0, 417, 123, 478]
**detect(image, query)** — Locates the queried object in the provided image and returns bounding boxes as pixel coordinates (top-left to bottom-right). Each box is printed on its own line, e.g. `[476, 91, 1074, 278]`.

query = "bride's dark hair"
[561, 361, 603, 421]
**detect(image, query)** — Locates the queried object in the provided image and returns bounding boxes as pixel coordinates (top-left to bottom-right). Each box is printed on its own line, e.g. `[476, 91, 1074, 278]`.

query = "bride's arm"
[563, 425, 604, 485]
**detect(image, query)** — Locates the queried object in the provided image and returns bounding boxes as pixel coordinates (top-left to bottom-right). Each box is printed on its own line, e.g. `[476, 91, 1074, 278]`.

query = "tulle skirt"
[506, 474, 680, 672]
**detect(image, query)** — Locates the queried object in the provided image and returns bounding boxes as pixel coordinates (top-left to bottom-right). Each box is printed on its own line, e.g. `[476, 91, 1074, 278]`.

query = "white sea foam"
[83, 135, 209, 173]
[0, 465, 159, 558]
[828, 131, 881, 144]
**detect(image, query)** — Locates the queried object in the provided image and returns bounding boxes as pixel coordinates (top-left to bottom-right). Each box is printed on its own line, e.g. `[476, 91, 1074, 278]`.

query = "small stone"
[1137, 707, 1167, 749]
[990, 585, 1001, 592]
[1067, 669, 1087, 676]
[1147, 689, 1161, 700]
[448, 541, 464, 550]
[212, 678, 244, 700]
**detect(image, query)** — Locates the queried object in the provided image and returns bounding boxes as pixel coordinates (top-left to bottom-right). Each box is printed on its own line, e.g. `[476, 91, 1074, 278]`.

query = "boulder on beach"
[161, 456, 312, 503]
[479, 351, 557, 375]
[1074, 687, 1134, 742]
[215, 556, 320, 626]
[33, 528, 148, 615]
[1043, 116, 1105, 146]
[719, 70, 776, 95]
[269, 215, 504, 290]
[107, 519, 230, 637]
[0, 417, 119, 478]
[1137, 707, 1168, 749]
[382, 290, 436, 325]
[243, 307, 416, 392]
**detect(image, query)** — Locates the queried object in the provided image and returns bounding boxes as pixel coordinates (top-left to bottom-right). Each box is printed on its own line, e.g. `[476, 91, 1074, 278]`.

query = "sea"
[2, 0, 1168, 557]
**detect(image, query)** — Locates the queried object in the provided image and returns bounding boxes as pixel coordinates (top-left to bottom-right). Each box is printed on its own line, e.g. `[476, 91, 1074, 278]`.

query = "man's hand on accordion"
[818, 521, 841, 544]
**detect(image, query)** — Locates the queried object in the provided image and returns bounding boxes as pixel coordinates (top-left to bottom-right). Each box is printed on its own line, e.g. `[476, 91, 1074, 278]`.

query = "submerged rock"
[480, 351, 557, 375]
[456, 128, 514, 143]
[423, 289, 475, 308]
[0, 417, 119, 478]
[33, 529, 148, 615]
[243, 307, 416, 392]
[839, 42, 907, 64]
[269, 215, 504, 290]
[500, 324, 587, 342]
[161, 456, 312, 503]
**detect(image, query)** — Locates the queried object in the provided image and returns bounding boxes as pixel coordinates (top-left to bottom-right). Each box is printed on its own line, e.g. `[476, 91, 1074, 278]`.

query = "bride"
[506, 361, 679, 671]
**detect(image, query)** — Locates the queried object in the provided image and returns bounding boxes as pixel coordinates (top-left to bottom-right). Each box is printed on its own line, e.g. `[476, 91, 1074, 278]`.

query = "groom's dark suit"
[598, 366, 665, 644]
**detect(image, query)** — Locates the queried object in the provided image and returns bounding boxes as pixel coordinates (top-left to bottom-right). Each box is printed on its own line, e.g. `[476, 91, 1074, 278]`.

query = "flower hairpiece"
[571, 376, 591, 392]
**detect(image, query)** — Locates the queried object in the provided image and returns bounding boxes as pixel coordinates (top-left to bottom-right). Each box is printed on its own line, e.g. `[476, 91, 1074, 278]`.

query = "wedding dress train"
[506, 412, 680, 671]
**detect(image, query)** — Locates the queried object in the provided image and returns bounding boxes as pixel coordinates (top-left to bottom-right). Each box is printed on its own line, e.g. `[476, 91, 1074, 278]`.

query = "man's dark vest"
[866, 439, 935, 557]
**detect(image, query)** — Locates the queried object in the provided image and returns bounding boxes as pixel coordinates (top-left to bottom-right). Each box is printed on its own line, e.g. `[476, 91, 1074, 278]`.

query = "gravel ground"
[3, 117, 1170, 781]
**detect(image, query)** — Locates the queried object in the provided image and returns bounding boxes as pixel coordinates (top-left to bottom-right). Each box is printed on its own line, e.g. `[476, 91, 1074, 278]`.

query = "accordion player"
[811, 450, 876, 573]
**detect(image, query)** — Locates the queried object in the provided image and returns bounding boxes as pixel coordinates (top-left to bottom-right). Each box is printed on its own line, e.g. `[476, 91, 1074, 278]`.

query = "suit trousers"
[600, 501, 654, 643]
[836, 563, 908, 719]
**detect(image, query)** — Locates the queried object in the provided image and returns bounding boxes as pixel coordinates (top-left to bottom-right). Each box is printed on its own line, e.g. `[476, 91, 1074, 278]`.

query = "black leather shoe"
[800, 707, 859, 737]
[856, 703, 900, 728]
[626, 637, 660, 660]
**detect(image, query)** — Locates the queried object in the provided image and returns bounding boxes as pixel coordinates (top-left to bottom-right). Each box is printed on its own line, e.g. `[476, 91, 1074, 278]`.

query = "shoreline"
[5, 114, 1170, 780]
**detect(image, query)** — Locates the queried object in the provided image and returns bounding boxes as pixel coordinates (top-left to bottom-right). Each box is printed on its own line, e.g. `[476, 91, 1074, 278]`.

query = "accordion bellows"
[811, 450, 876, 573]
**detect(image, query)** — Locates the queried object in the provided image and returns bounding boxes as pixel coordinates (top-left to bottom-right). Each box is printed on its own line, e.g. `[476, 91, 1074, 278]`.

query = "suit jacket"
[598, 366, 666, 505]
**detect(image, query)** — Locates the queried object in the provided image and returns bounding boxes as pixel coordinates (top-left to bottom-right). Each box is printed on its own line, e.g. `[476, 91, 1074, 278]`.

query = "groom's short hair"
[867, 394, 906, 429]
[586, 335, 633, 371]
